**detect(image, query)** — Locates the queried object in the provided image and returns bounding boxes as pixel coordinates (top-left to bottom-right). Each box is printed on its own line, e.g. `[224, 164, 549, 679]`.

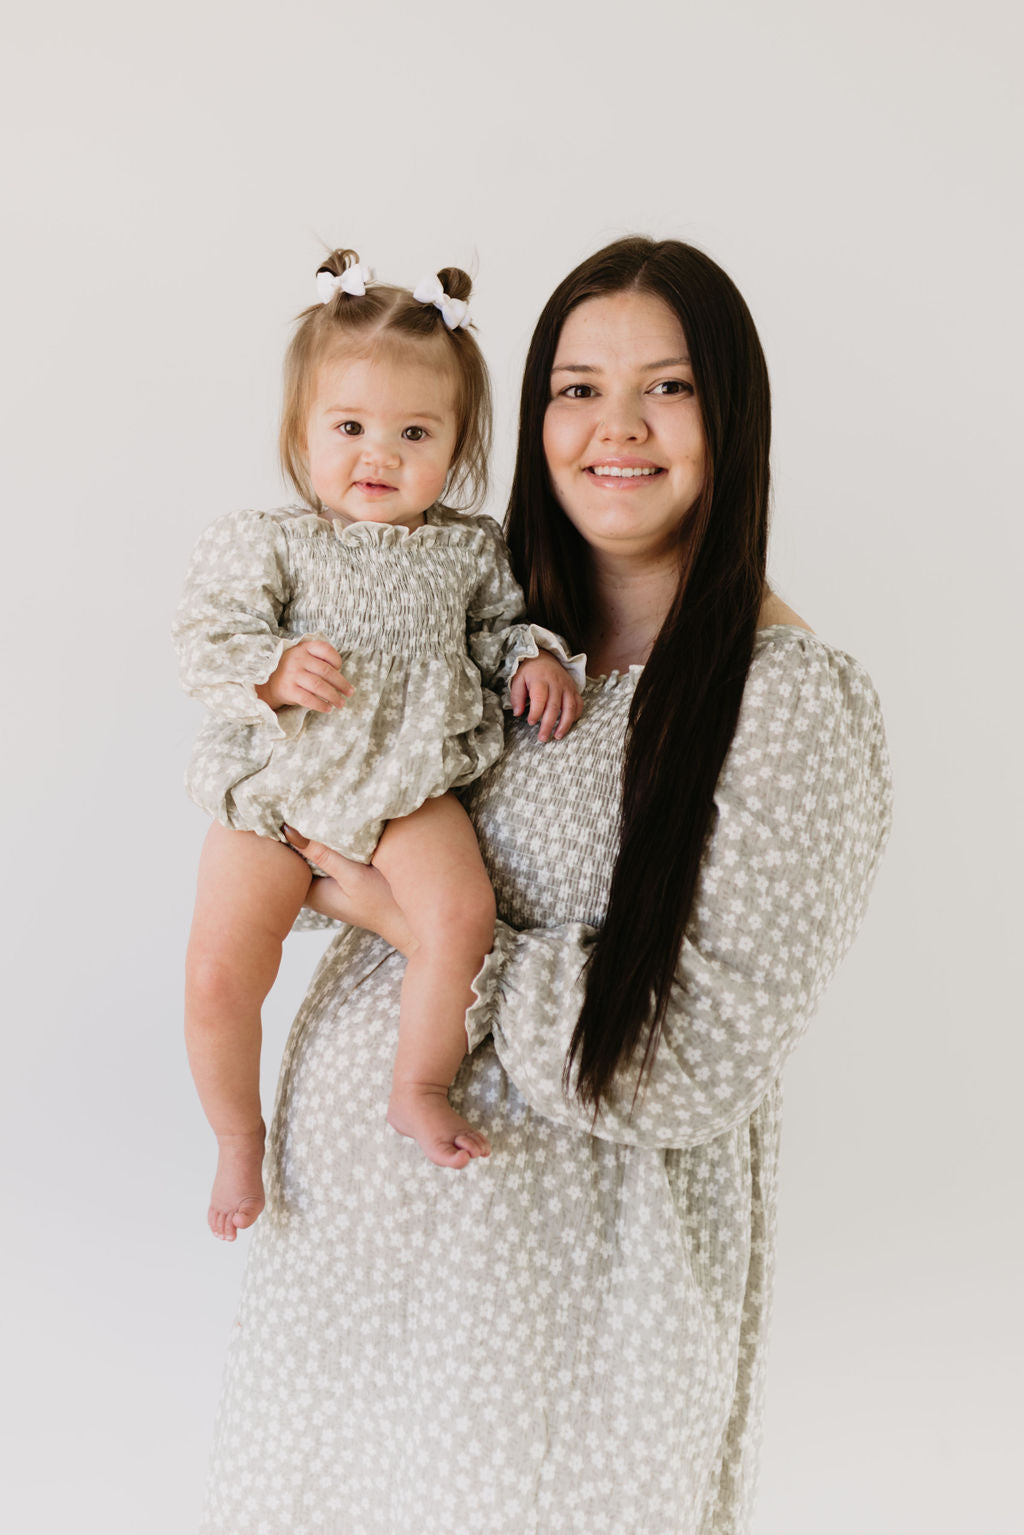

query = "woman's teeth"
[588, 465, 659, 477]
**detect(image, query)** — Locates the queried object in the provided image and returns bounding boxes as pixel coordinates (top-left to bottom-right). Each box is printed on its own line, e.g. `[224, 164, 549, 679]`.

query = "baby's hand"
[255, 640, 354, 713]
[509, 654, 584, 743]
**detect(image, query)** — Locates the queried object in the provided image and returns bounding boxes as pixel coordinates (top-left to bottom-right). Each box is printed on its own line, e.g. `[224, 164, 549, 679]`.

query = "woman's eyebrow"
[551, 355, 691, 374]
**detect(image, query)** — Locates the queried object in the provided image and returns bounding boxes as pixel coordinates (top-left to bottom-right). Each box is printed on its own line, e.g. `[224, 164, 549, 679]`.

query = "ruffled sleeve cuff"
[233, 631, 331, 740]
[500, 624, 587, 706]
[464, 920, 516, 1052]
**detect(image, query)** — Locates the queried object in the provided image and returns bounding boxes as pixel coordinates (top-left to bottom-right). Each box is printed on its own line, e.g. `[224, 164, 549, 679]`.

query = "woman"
[200, 238, 892, 1534]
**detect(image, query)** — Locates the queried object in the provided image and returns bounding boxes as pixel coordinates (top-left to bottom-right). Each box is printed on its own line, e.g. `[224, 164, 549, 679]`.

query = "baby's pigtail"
[412, 266, 489, 510]
[314, 247, 373, 310]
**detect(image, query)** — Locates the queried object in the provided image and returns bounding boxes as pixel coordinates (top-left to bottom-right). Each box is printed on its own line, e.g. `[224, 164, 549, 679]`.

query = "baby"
[174, 250, 584, 1239]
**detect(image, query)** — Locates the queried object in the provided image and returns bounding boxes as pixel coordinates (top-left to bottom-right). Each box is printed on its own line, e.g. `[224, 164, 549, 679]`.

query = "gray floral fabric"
[200, 626, 892, 1534]
[173, 505, 583, 862]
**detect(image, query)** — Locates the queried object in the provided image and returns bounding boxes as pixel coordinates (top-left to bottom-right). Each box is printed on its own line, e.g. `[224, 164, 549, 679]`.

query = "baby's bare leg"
[372, 795, 496, 1169]
[185, 823, 312, 1239]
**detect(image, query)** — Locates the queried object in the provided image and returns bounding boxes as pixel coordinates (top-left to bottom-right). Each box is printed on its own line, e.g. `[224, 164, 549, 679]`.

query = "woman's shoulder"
[744, 612, 888, 773]
[753, 590, 875, 690]
[756, 590, 815, 634]
[723, 618, 893, 886]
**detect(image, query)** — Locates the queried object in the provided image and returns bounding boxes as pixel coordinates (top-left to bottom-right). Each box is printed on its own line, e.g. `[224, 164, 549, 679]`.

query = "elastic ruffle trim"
[464, 921, 515, 1052]
[239, 631, 334, 740]
[502, 624, 588, 705]
[279, 507, 499, 551]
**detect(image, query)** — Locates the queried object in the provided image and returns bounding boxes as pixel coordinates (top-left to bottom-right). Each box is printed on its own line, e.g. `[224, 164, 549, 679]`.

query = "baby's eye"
[402, 426, 428, 441]
[561, 383, 596, 399]
[650, 379, 694, 396]
[338, 420, 363, 436]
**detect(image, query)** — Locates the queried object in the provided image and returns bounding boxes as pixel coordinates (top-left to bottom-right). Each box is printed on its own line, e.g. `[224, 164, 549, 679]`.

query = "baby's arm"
[255, 638, 354, 714]
[464, 514, 586, 741]
[173, 509, 349, 738]
[507, 653, 584, 743]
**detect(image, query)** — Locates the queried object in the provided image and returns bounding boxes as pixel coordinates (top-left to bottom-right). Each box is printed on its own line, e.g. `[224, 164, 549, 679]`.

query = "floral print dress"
[199, 625, 892, 1534]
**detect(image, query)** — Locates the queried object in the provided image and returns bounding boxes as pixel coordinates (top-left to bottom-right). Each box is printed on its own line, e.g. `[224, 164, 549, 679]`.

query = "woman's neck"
[584, 549, 682, 678]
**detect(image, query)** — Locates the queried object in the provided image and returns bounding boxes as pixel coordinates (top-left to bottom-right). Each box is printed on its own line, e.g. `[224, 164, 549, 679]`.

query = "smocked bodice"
[463, 668, 640, 929]
[272, 512, 489, 657]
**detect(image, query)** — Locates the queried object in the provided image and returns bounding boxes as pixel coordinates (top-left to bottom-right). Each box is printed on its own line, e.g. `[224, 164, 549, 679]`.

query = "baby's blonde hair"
[281, 247, 492, 513]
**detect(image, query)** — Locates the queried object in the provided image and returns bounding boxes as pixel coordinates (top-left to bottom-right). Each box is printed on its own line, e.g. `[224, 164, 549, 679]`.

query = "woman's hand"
[283, 827, 420, 958]
[509, 654, 584, 743]
[256, 640, 355, 713]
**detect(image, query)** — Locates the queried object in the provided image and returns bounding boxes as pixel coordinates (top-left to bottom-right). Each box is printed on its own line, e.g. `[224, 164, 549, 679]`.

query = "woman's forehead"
[553, 291, 689, 369]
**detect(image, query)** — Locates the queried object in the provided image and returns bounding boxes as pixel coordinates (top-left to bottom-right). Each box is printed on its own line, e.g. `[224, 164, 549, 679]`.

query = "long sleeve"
[172, 508, 322, 739]
[465, 633, 893, 1148]
[463, 515, 586, 699]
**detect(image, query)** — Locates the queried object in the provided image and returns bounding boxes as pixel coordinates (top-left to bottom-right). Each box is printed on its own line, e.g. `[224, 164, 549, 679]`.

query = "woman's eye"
[402, 426, 427, 441]
[651, 379, 694, 396]
[339, 420, 362, 436]
[561, 384, 596, 399]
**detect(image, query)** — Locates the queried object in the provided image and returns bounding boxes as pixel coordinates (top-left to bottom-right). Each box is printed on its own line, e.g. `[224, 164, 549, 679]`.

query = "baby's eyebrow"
[551, 355, 691, 374]
[323, 404, 445, 423]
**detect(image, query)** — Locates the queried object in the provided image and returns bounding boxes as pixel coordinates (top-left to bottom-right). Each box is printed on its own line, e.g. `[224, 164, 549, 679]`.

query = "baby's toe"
[232, 1198, 262, 1231]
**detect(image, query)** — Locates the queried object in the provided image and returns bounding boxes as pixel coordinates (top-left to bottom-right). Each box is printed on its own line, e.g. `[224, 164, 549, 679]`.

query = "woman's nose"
[596, 395, 648, 444]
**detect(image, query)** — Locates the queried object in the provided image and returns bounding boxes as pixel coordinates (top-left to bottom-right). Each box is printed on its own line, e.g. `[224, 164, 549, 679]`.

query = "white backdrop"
[2, 1, 1020, 1531]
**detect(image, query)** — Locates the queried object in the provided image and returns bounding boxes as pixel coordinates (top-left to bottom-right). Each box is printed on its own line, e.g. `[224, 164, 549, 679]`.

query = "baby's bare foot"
[387, 1084, 491, 1169]
[209, 1123, 266, 1241]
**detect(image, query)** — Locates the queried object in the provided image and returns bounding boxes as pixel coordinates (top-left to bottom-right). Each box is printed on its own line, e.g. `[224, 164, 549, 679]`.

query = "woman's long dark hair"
[505, 237, 771, 1113]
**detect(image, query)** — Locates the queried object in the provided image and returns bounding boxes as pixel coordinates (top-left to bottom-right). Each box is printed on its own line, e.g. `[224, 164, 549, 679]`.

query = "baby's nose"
[362, 438, 400, 468]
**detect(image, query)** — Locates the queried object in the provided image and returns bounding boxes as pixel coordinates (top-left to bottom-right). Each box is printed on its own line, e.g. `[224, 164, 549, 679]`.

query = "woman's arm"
[289, 636, 892, 1150]
[284, 829, 420, 956]
[466, 634, 893, 1149]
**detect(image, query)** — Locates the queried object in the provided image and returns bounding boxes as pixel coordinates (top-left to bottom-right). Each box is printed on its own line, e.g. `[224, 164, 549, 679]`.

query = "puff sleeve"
[172, 509, 324, 740]
[463, 515, 586, 702]
[464, 634, 893, 1148]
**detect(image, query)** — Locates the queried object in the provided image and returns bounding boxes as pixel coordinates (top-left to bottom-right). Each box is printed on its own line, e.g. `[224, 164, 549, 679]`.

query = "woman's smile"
[583, 456, 666, 486]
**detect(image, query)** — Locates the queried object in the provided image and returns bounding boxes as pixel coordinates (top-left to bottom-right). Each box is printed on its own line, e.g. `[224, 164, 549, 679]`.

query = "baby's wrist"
[534, 650, 578, 683]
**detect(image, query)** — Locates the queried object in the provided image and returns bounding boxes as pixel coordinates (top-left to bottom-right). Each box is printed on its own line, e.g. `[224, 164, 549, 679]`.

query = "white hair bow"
[316, 264, 371, 304]
[413, 273, 470, 330]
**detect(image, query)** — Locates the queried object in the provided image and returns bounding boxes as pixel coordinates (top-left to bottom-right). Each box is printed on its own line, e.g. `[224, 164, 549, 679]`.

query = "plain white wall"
[2, 1, 1020, 1530]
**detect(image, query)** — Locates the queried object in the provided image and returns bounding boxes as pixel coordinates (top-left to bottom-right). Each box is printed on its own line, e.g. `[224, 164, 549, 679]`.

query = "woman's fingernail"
[282, 825, 308, 848]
